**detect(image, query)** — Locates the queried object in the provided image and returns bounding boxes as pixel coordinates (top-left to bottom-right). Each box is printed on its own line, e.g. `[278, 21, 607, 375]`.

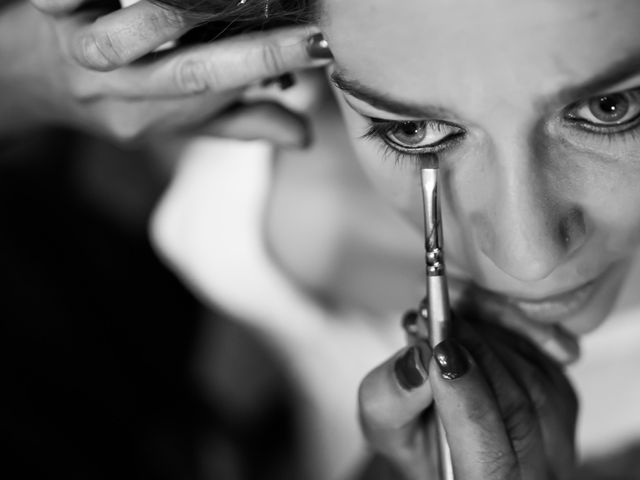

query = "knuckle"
[202, 63, 226, 92]
[258, 41, 285, 76]
[504, 401, 538, 452]
[75, 31, 125, 71]
[465, 397, 495, 425]
[147, 6, 187, 33]
[174, 59, 209, 94]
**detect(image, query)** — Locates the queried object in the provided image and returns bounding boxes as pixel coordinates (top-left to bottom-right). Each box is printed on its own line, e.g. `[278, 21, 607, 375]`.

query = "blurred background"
[2, 128, 302, 480]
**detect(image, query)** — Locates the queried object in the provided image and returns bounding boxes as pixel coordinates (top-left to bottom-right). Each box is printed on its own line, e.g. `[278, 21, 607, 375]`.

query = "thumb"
[201, 102, 311, 149]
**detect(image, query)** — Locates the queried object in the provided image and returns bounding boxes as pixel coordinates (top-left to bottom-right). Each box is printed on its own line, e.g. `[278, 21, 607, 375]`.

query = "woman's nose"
[468, 162, 587, 282]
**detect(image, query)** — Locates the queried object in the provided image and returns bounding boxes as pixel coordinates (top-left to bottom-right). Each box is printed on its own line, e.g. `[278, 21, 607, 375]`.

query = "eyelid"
[596, 77, 640, 97]
[565, 86, 640, 123]
[343, 94, 450, 122]
[567, 84, 640, 109]
[363, 118, 466, 155]
[369, 117, 466, 132]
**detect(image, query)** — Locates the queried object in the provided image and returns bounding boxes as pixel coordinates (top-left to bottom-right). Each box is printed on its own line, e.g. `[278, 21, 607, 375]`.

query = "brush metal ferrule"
[420, 168, 445, 276]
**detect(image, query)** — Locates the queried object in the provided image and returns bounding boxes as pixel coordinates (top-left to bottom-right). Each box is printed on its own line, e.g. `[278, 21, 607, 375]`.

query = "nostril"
[559, 208, 586, 253]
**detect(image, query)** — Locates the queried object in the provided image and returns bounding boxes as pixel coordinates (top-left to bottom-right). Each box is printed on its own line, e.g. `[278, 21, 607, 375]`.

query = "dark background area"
[1, 128, 297, 480]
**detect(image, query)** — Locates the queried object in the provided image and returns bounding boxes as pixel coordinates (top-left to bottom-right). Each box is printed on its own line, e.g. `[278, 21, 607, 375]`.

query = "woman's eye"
[379, 120, 464, 151]
[568, 89, 640, 127]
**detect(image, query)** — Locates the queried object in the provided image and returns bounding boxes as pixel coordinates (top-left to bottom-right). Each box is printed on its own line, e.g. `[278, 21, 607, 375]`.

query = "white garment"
[569, 253, 640, 459]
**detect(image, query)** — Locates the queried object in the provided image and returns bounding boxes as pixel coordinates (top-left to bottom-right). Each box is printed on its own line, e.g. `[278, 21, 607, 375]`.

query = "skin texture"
[321, 0, 640, 345]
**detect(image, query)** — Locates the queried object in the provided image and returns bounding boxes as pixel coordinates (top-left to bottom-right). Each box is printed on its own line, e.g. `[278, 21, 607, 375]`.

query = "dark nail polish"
[434, 339, 470, 380]
[261, 73, 296, 90]
[418, 296, 429, 320]
[401, 310, 419, 336]
[276, 73, 295, 90]
[306, 33, 333, 59]
[394, 346, 428, 390]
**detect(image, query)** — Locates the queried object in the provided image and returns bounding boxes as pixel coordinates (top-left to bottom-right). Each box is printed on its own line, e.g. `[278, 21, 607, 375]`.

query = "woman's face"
[322, 0, 640, 341]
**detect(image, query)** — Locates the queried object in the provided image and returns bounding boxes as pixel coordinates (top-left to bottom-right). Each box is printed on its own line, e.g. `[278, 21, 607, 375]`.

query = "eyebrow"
[330, 70, 455, 118]
[554, 50, 640, 103]
[330, 50, 640, 118]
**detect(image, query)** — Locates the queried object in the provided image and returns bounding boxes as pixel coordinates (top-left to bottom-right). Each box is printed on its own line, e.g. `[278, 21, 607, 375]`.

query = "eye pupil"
[399, 121, 421, 136]
[391, 121, 426, 145]
[589, 94, 629, 122]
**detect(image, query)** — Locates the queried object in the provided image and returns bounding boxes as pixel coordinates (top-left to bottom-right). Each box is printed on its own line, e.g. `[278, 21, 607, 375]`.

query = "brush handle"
[421, 167, 455, 480]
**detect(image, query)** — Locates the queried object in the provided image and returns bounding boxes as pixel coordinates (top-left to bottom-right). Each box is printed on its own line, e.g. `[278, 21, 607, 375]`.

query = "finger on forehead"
[68, 0, 198, 70]
[30, 0, 84, 14]
[78, 26, 328, 96]
[140, 26, 328, 95]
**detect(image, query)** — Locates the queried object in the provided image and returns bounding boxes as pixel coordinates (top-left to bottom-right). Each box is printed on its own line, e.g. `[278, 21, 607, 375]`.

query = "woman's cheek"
[355, 141, 423, 224]
[548, 137, 640, 258]
[337, 102, 425, 229]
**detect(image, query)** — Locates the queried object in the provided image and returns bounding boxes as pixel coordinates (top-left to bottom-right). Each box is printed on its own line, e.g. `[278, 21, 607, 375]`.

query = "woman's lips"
[460, 282, 586, 365]
[502, 280, 597, 323]
[467, 274, 605, 325]
[446, 266, 620, 364]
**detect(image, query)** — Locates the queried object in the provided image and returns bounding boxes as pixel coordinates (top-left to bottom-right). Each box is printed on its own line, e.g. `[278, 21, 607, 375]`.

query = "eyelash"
[359, 87, 640, 162]
[563, 87, 640, 143]
[361, 119, 465, 165]
[565, 114, 640, 145]
[569, 123, 640, 148]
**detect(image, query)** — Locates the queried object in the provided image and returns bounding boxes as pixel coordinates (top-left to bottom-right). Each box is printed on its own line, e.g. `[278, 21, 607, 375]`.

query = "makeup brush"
[420, 156, 455, 480]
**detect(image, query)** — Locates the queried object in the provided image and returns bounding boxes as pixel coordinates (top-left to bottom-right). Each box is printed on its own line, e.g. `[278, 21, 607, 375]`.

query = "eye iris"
[391, 121, 426, 145]
[589, 94, 629, 123]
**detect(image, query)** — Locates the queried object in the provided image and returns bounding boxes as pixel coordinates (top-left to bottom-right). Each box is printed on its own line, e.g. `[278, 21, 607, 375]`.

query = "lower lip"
[505, 279, 599, 323]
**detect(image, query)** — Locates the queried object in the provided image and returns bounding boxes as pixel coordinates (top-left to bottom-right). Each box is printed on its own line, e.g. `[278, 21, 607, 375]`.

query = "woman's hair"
[150, 0, 317, 40]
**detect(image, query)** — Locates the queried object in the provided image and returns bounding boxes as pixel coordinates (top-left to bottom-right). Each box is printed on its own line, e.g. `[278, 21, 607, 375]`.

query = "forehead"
[321, 0, 640, 113]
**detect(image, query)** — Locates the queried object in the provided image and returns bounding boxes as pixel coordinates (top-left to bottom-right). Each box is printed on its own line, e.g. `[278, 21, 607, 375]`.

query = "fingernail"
[276, 72, 296, 90]
[434, 339, 470, 380]
[394, 345, 428, 390]
[401, 310, 419, 336]
[261, 73, 296, 90]
[306, 33, 333, 59]
[418, 296, 429, 320]
[542, 333, 580, 365]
